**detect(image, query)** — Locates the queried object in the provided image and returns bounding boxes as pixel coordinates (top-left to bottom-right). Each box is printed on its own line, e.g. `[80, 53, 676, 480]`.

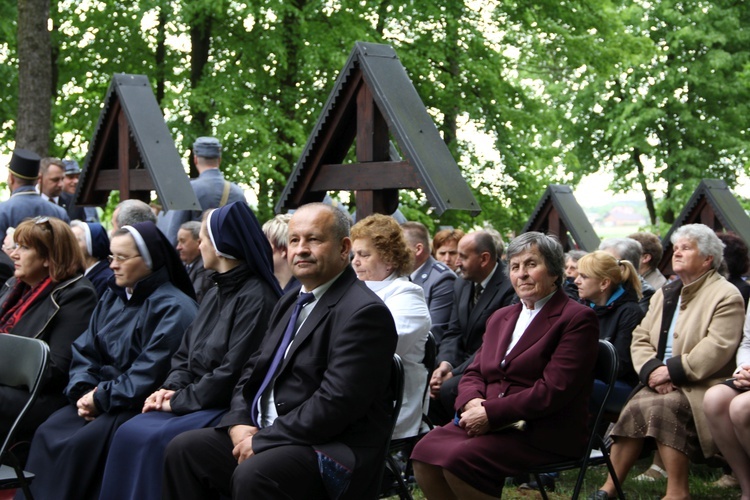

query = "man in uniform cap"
[61, 159, 99, 222]
[158, 136, 245, 243]
[62, 159, 81, 195]
[0, 148, 69, 237]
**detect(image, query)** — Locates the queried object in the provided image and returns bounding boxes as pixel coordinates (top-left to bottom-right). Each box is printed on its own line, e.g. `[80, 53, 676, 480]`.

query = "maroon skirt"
[411, 421, 574, 496]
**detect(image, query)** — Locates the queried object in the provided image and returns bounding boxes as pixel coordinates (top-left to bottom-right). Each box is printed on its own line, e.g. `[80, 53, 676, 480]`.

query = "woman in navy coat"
[20, 222, 198, 500]
[411, 232, 599, 498]
[99, 202, 282, 500]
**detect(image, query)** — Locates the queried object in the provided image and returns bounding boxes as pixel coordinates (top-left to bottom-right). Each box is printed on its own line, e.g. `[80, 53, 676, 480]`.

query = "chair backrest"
[388, 354, 405, 437]
[590, 340, 618, 447]
[0, 334, 49, 459]
[422, 332, 437, 375]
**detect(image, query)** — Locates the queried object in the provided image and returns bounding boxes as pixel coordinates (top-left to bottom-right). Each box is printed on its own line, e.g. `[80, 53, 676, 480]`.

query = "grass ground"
[388, 457, 741, 499]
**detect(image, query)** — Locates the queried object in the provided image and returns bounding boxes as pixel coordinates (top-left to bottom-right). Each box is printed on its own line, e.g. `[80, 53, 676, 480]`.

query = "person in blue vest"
[157, 137, 245, 243]
[0, 148, 69, 237]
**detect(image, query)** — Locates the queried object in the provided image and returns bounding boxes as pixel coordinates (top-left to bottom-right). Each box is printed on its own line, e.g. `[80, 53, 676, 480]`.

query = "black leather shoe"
[587, 490, 611, 500]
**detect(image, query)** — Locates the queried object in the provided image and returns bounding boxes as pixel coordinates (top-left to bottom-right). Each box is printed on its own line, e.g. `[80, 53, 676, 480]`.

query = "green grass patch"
[389, 457, 739, 499]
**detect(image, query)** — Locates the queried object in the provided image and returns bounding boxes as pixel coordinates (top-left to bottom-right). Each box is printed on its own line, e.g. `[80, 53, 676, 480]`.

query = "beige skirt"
[610, 386, 700, 460]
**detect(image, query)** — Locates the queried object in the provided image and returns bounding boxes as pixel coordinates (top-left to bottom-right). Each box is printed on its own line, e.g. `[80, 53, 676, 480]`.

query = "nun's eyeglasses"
[107, 254, 141, 263]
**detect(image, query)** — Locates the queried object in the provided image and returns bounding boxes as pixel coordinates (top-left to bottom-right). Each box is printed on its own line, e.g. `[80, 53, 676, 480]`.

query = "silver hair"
[671, 224, 725, 270]
[506, 232, 565, 287]
[180, 221, 202, 240]
[599, 238, 642, 270]
[116, 200, 156, 228]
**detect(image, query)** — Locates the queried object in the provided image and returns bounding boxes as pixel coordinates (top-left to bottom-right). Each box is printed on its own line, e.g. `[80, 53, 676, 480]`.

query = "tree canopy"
[3, 0, 749, 234]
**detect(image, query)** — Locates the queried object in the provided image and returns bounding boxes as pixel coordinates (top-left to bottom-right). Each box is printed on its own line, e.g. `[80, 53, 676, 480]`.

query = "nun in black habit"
[98, 202, 282, 500]
[20, 222, 199, 500]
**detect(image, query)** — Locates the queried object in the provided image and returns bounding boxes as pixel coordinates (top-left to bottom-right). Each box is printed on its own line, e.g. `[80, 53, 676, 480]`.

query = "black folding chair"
[528, 339, 626, 500]
[376, 354, 405, 498]
[0, 333, 50, 500]
[382, 333, 437, 499]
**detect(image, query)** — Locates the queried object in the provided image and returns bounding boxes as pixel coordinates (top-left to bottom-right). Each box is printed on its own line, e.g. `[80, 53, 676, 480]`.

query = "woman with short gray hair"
[671, 224, 725, 270]
[505, 232, 565, 287]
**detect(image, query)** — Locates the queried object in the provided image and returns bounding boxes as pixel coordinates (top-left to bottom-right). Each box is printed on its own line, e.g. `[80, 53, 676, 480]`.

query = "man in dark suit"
[402, 221, 456, 339]
[163, 203, 398, 500]
[37, 157, 87, 221]
[429, 230, 515, 424]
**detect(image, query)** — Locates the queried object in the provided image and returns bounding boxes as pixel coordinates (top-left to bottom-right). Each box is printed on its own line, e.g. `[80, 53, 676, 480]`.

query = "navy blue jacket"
[65, 267, 198, 413]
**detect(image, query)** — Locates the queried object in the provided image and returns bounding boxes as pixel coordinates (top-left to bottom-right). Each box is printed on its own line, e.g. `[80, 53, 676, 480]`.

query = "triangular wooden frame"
[275, 42, 479, 220]
[522, 184, 601, 252]
[76, 74, 199, 212]
[659, 179, 750, 274]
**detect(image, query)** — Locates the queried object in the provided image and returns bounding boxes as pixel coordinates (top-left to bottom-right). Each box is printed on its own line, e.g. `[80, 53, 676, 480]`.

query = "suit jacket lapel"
[504, 287, 567, 363]
[457, 280, 472, 327]
[467, 264, 504, 330]
[250, 292, 298, 381]
[496, 303, 522, 357]
[279, 268, 356, 372]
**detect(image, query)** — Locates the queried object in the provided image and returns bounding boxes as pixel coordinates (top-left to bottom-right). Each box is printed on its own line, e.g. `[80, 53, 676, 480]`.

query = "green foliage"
[1, 0, 749, 232]
[555, 0, 750, 224]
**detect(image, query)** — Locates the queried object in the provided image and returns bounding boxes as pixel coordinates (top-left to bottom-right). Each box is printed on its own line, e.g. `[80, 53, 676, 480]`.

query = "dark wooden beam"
[94, 170, 153, 191]
[311, 161, 419, 191]
[81, 100, 121, 202]
[355, 80, 396, 220]
[118, 108, 130, 196]
[289, 71, 364, 207]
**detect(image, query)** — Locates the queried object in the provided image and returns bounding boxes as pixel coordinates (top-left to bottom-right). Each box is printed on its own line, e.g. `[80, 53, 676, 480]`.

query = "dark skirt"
[610, 387, 700, 460]
[99, 409, 226, 500]
[410, 421, 573, 496]
[721, 378, 750, 393]
[19, 404, 138, 500]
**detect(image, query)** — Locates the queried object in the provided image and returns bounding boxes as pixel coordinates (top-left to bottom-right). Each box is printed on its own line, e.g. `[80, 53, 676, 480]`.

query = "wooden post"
[117, 109, 130, 197]
[355, 83, 397, 221]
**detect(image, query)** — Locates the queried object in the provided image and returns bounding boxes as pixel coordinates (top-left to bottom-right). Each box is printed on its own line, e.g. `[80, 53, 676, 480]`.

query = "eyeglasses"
[107, 254, 141, 263]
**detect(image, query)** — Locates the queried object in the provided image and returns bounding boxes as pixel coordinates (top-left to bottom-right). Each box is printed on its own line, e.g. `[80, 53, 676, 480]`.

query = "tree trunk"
[16, 0, 52, 155]
[155, 5, 167, 105]
[442, 9, 459, 148]
[633, 148, 657, 226]
[188, 9, 212, 176]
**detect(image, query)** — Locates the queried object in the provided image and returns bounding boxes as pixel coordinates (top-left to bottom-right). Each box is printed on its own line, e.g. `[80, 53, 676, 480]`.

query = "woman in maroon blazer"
[411, 232, 600, 498]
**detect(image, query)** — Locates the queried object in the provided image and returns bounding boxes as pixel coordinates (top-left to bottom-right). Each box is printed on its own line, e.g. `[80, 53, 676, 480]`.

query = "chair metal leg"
[385, 455, 412, 500]
[534, 473, 550, 500]
[603, 455, 626, 500]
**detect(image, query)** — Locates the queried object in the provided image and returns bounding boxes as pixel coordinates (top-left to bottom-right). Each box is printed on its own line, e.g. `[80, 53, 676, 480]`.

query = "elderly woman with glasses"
[590, 224, 745, 500]
[0, 216, 97, 444]
[22, 221, 199, 500]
